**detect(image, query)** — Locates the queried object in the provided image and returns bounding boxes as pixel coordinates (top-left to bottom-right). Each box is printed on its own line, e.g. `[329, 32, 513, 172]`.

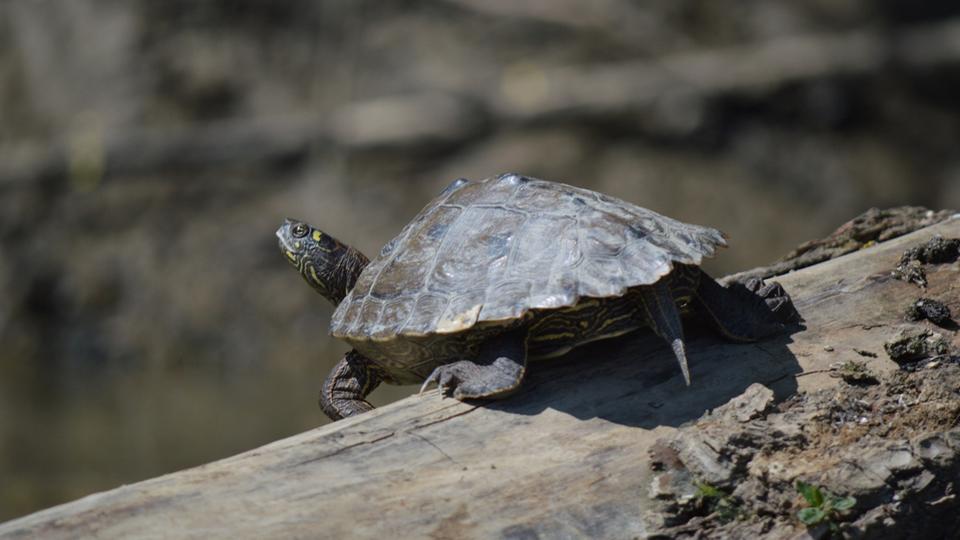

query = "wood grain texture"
[2, 216, 959, 539]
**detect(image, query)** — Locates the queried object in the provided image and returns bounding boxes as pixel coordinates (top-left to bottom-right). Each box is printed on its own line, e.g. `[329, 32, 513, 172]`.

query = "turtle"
[277, 173, 799, 420]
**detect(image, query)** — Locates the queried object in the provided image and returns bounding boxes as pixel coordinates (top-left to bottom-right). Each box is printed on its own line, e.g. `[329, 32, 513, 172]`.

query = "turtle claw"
[419, 368, 444, 395]
[420, 361, 473, 397]
[418, 358, 524, 400]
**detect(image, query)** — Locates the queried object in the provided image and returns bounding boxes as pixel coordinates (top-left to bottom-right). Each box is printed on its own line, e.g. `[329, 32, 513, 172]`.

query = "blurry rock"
[330, 93, 482, 149]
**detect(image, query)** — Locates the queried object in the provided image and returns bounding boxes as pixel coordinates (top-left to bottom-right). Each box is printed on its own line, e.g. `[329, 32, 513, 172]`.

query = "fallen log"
[1, 214, 958, 539]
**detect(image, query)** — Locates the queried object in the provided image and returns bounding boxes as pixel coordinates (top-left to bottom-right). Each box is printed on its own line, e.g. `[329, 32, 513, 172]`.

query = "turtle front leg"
[320, 350, 382, 421]
[693, 270, 801, 343]
[419, 328, 527, 400]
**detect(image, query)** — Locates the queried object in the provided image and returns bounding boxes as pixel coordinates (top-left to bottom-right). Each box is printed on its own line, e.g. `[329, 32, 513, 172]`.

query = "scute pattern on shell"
[331, 173, 726, 341]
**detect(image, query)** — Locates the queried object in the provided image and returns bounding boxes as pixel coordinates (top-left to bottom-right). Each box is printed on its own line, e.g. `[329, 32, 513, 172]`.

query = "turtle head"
[276, 219, 370, 306]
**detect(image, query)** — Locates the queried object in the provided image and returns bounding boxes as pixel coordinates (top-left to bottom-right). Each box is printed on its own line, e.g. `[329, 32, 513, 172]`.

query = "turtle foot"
[695, 271, 801, 342]
[736, 277, 802, 324]
[420, 357, 525, 400]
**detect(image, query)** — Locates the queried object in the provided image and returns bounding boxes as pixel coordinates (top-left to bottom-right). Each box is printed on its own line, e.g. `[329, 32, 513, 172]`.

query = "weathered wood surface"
[2, 217, 959, 539]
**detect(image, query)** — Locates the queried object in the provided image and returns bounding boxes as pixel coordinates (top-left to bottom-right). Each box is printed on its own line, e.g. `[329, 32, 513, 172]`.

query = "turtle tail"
[638, 281, 691, 385]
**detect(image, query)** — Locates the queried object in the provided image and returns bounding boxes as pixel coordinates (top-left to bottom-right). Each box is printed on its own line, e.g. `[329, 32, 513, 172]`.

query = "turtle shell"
[331, 173, 726, 344]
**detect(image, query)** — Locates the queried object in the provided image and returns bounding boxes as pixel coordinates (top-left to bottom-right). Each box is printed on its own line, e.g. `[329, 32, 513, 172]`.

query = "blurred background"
[2, 0, 960, 521]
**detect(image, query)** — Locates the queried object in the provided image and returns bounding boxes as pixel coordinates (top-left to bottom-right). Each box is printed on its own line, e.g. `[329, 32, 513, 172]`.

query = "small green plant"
[795, 480, 856, 533]
[696, 482, 744, 523]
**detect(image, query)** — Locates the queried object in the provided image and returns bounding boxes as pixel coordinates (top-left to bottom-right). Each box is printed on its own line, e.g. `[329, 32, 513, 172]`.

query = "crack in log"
[407, 405, 480, 431]
[406, 432, 463, 468]
[293, 405, 478, 467]
[295, 433, 396, 466]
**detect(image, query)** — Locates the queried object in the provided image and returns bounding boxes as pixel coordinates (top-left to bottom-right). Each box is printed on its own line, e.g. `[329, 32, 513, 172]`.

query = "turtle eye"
[292, 223, 309, 238]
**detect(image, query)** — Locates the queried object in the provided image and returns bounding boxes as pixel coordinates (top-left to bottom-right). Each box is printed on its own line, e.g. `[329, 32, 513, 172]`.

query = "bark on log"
[1, 215, 959, 539]
[725, 206, 959, 283]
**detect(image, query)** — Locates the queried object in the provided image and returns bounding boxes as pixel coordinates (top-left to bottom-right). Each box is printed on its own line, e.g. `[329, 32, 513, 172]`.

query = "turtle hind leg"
[420, 328, 527, 400]
[638, 281, 692, 385]
[738, 277, 802, 323]
[693, 270, 800, 343]
[320, 350, 383, 421]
